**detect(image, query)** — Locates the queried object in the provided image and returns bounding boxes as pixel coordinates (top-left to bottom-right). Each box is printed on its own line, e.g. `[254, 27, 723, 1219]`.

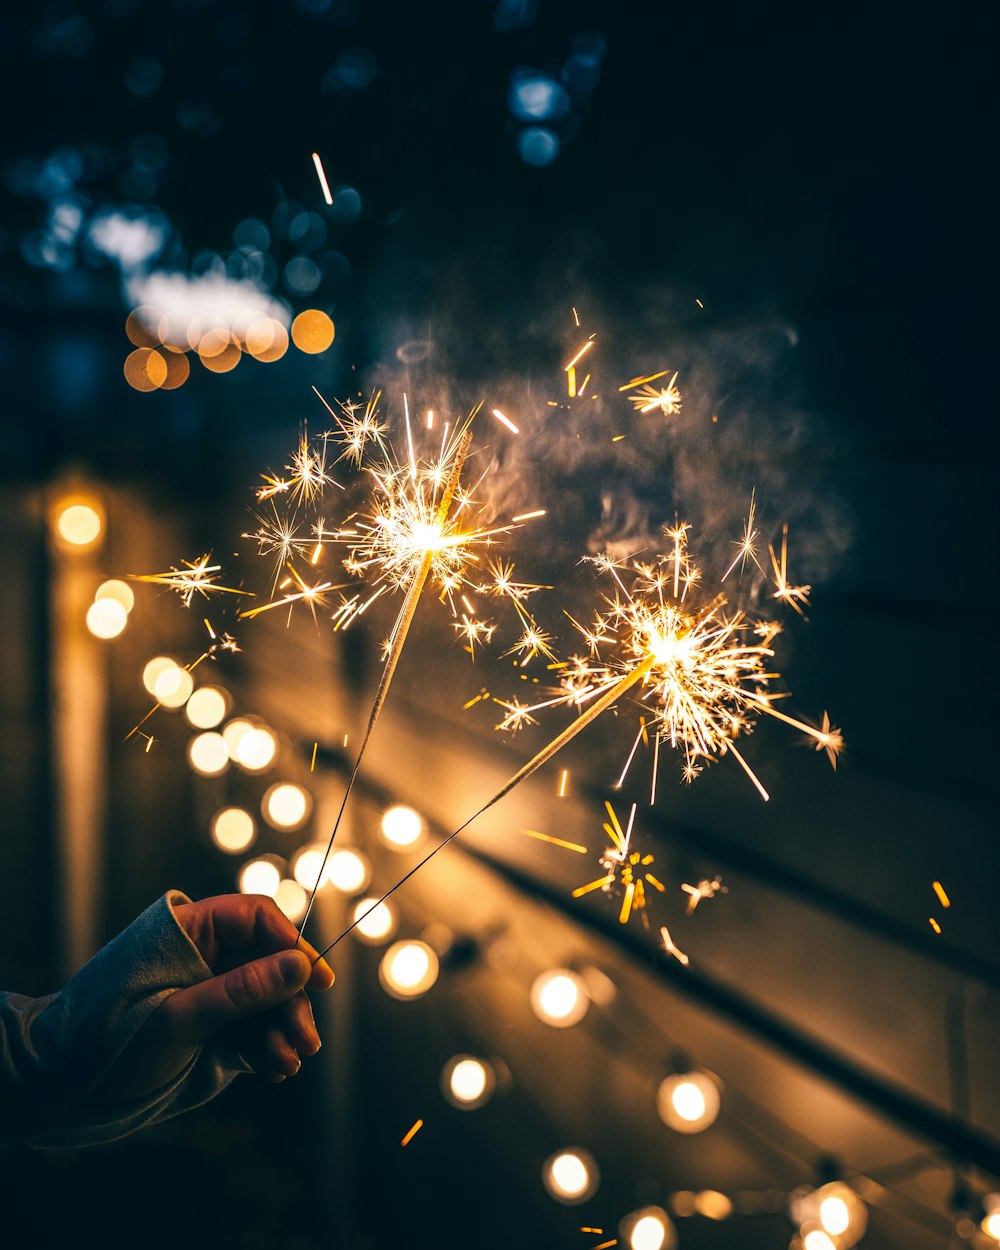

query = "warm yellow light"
[86, 597, 128, 639]
[803, 1231, 837, 1250]
[152, 664, 194, 709]
[623, 1210, 673, 1250]
[222, 717, 255, 754]
[326, 847, 370, 895]
[94, 579, 135, 613]
[199, 337, 241, 373]
[656, 1072, 720, 1133]
[55, 502, 102, 548]
[261, 783, 311, 831]
[187, 731, 230, 776]
[542, 1149, 598, 1204]
[142, 655, 176, 695]
[232, 725, 278, 772]
[441, 1055, 496, 1110]
[245, 317, 288, 362]
[124, 346, 167, 391]
[352, 897, 397, 944]
[238, 857, 282, 897]
[291, 308, 335, 354]
[983, 1211, 1000, 1241]
[292, 844, 328, 891]
[185, 686, 228, 729]
[211, 807, 255, 854]
[529, 968, 589, 1028]
[379, 804, 425, 850]
[695, 1191, 732, 1221]
[819, 1195, 850, 1236]
[275, 878, 307, 921]
[379, 939, 439, 999]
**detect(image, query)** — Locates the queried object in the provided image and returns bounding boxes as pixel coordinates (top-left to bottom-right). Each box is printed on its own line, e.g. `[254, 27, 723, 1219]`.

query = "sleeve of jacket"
[0, 889, 250, 1148]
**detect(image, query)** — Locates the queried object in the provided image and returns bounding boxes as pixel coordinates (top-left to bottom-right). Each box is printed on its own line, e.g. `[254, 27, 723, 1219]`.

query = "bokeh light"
[187, 731, 230, 776]
[185, 686, 228, 729]
[142, 655, 176, 695]
[620, 1207, 676, 1250]
[238, 857, 282, 898]
[441, 1055, 496, 1110]
[379, 939, 439, 1000]
[152, 663, 194, 709]
[231, 723, 278, 772]
[245, 316, 289, 362]
[325, 847, 370, 895]
[656, 1071, 721, 1133]
[529, 968, 589, 1028]
[351, 897, 397, 944]
[94, 579, 135, 613]
[54, 501, 103, 548]
[123, 346, 168, 391]
[379, 804, 425, 850]
[542, 1148, 599, 1204]
[261, 782, 311, 830]
[210, 807, 256, 854]
[85, 597, 128, 639]
[275, 878, 308, 922]
[291, 308, 335, 353]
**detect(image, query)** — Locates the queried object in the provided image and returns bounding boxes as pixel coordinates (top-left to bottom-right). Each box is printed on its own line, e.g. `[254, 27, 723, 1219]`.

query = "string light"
[379, 804, 425, 850]
[86, 598, 128, 639]
[231, 722, 278, 771]
[325, 847, 370, 895]
[53, 500, 103, 549]
[142, 656, 176, 695]
[351, 896, 398, 944]
[619, 1207, 676, 1250]
[789, 1181, 867, 1248]
[261, 782, 311, 831]
[238, 856, 282, 897]
[541, 1148, 599, 1204]
[151, 664, 194, 708]
[185, 686, 229, 729]
[656, 1071, 721, 1133]
[210, 807, 256, 853]
[379, 939, 439, 1000]
[529, 968, 589, 1028]
[274, 878, 308, 921]
[187, 731, 230, 776]
[440, 1055, 496, 1110]
[94, 579, 135, 614]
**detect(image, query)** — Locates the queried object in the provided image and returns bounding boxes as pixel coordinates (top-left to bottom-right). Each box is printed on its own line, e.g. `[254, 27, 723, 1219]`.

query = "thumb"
[169, 950, 312, 1044]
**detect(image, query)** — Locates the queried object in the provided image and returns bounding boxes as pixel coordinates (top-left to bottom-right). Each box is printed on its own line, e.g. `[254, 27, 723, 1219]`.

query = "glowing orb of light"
[619, 1208, 676, 1250]
[326, 847, 370, 895]
[379, 804, 425, 850]
[441, 1055, 495, 1111]
[142, 655, 176, 695]
[656, 1072, 720, 1133]
[803, 1231, 837, 1250]
[238, 857, 282, 897]
[55, 502, 102, 548]
[291, 309, 335, 354]
[210, 807, 255, 854]
[261, 783, 311, 831]
[187, 731, 230, 777]
[94, 579, 135, 614]
[152, 663, 194, 709]
[232, 724, 278, 772]
[86, 598, 128, 639]
[541, 1148, 599, 1204]
[274, 878, 307, 922]
[351, 897, 397, 944]
[529, 968, 589, 1028]
[379, 940, 439, 1000]
[185, 686, 228, 729]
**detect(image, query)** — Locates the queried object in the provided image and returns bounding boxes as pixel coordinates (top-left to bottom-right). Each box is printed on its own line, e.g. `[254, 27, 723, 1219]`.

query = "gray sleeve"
[1, 889, 250, 1148]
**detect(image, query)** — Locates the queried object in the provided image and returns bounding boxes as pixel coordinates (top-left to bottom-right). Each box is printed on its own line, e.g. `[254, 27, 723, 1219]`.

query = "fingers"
[173, 894, 335, 988]
[229, 995, 320, 1082]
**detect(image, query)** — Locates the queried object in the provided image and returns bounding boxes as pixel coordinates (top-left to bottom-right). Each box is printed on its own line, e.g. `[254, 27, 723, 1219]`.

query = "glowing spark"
[722, 489, 763, 581]
[932, 880, 951, 908]
[572, 307, 580, 327]
[769, 524, 811, 617]
[463, 689, 490, 709]
[400, 1119, 423, 1147]
[520, 828, 587, 854]
[573, 802, 665, 925]
[512, 509, 546, 522]
[238, 564, 336, 624]
[491, 407, 519, 434]
[592, 1241, 618, 1249]
[929, 917, 942, 934]
[311, 151, 334, 205]
[491, 518, 839, 800]
[130, 553, 250, 608]
[565, 339, 595, 372]
[558, 768, 569, 797]
[660, 923, 690, 966]
[568, 366, 577, 397]
[696, 297, 704, 308]
[682, 876, 728, 913]
[624, 370, 682, 416]
[310, 742, 318, 772]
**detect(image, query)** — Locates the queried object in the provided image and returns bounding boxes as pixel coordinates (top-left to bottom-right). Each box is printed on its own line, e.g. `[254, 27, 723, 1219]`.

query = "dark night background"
[0, 3, 996, 1248]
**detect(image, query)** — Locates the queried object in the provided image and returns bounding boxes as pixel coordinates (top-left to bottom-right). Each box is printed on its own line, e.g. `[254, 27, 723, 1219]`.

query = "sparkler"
[129, 552, 250, 608]
[572, 801, 666, 926]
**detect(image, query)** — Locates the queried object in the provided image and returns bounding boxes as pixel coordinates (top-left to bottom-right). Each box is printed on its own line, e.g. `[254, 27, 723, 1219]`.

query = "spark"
[488, 516, 839, 801]
[623, 369, 682, 416]
[660, 923, 690, 966]
[521, 828, 588, 853]
[558, 768, 569, 797]
[314, 388, 389, 466]
[310, 742, 318, 772]
[565, 339, 595, 372]
[400, 1119, 424, 1147]
[932, 880, 951, 908]
[681, 875, 728, 913]
[491, 407, 519, 434]
[572, 802, 665, 925]
[769, 523, 811, 617]
[929, 917, 942, 935]
[511, 509, 546, 522]
[244, 503, 316, 588]
[311, 151, 334, 205]
[129, 553, 250, 608]
[722, 488, 763, 581]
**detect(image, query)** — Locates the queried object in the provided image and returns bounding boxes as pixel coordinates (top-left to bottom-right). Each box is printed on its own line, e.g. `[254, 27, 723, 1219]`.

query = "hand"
[90, 894, 335, 1105]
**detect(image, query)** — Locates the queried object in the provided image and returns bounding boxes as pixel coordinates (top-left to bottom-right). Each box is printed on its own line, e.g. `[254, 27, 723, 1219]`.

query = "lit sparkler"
[129, 552, 250, 608]
[572, 801, 666, 925]
[681, 876, 727, 913]
[620, 370, 683, 416]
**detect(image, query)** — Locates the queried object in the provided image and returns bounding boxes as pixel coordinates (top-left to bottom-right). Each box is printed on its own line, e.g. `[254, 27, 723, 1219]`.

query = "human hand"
[90, 894, 334, 1105]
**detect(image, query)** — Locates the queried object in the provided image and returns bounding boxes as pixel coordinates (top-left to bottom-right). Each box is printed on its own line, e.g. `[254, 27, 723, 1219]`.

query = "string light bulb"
[379, 804, 425, 850]
[656, 1070, 721, 1133]
[379, 939, 439, 1000]
[53, 499, 103, 550]
[441, 1055, 496, 1110]
[619, 1207, 677, 1250]
[789, 1181, 867, 1249]
[530, 968, 589, 1028]
[541, 1148, 599, 1204]
[351, 896, 398, 944]
[261, 782, 311, 831]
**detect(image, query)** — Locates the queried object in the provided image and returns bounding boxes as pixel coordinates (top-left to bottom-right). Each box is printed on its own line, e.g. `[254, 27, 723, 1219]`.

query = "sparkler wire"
[315, 651, 657, 959]
[296, 430, 474, 944]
